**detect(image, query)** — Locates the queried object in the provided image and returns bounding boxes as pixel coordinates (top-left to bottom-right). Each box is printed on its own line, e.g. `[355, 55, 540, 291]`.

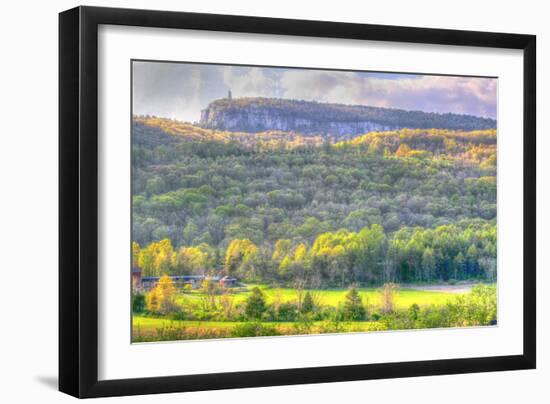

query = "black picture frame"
[59, 5, 536, 398]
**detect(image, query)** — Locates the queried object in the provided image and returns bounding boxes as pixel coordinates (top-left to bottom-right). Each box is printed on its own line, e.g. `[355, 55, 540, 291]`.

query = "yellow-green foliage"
[134, 116, 326, 149]
[336, 128, 496, 167]
[225, 239, 258, 277]
[146, 274, 177, 314]
[135, 117, 497, 163]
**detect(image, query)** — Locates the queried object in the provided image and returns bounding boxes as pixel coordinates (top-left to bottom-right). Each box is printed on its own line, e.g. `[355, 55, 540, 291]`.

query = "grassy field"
[175, 285, 462, 310]
[132, 316, 387, 339]
[134, 285, 478, 341]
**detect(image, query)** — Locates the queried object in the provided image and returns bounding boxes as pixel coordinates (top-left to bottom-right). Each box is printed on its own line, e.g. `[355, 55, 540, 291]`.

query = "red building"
[132, 267, 142, 290]
[219, 276, 238, 288]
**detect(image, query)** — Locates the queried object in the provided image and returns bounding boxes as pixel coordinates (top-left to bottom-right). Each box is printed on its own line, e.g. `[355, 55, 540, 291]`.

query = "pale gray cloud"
[133, 62, 201, 122]
[222, 66, 279, 98]
[280, 70, 497, 118]
[132, 61, 497, 121]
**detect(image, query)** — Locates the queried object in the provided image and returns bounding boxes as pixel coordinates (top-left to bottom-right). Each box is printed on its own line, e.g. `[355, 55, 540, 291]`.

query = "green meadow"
[132, 283, 496, 342]
[174, 285, 459, 310]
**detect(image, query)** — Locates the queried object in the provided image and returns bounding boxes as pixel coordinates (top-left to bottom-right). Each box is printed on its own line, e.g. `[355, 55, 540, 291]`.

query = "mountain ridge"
[199, 97, 496, 136]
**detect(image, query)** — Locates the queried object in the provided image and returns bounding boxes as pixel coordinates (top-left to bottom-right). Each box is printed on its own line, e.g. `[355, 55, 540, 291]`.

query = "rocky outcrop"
[199, 97, 496, 136]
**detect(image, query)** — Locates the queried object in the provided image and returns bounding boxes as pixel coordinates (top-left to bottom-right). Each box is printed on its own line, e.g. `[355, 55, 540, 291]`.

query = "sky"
[132, 61, 497, 123]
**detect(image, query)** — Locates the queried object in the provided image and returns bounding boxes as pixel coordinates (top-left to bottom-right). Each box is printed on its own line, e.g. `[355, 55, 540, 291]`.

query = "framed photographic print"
[59, 6, 536, 398]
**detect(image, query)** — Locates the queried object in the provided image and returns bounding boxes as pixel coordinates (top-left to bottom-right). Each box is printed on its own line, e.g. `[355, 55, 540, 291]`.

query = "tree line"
[133, 218, 496, 286]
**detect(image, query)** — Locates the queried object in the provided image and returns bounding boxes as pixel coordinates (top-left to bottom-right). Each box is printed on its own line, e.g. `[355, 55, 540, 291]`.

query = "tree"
[466, 244, 479, 276]
[182, 221, 199, 243]
[173, 246, 206, 275]
[225, 239, 258, 279]
[244, 287, 267, 320]
[272, 239, 292, 262]
[132, 242, 141, 268]
[132, 293, 145, 313]
[146, 274, 177, 314]
[380, 283, 398, 314]
[201, 278, 220, 310]
[278, 255, 293, 279]
[421, 247, 436, 281]
[292, 243, 309, 280]
[139, 239, 175, 276]
[138, 247, 154, 276]
[146, 287, 160, 313]
[395, 143, 412, 157]
[154, 239, 174, 274]
[453, 252, 465, 280]
[145, 176, 166, 195]
[302, 291, 314, 314]
[342, 285, 366, 320]
[354, 224, 386, 283]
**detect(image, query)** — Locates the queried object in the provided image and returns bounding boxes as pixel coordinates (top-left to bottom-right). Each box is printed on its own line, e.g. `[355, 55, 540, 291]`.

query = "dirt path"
[401, 283, 477, 294]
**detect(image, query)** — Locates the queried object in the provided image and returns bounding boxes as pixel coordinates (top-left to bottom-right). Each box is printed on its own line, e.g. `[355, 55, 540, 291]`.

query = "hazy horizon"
[132, 61, 497, 123]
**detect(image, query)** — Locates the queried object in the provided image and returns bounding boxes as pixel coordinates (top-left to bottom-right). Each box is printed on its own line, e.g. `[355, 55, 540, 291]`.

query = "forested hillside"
[132, 116, 496, 286]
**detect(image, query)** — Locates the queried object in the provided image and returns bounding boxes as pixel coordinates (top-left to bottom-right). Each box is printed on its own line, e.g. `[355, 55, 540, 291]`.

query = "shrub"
[180, 328, 231, 340]
[447, 284, 497, 326]
[353, 321, 388, 332]
[231, 322, 281, 338]
[301, 291, 314, 313]
[135, 323, 232, 342]
[245, 287, 267, 320]
[219, 293, 236, 320]
[318, 317, 346, 334]
[276, 302, 299, 321]
[380, 311, 415, 330]
[408, 303, 420, 321]
[132, 293, 146, 313]
[342, 285, 366, 320]
[416, 306, 452, 329]
[170, 310, 189, 321]
[293, 313, 315, 334]
[155, 323, 187, 340]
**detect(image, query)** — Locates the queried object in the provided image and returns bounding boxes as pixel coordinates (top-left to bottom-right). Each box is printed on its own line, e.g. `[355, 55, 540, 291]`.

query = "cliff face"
[201, 104, 397, 136]
[199, 97, 496, 136]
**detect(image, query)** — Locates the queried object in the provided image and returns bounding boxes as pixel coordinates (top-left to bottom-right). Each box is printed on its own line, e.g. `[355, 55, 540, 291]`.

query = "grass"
[134, 317, 239, 329]
[132, 316, 387, 339]
[175, 285, 460, 310]
[133, 317, 377, 329]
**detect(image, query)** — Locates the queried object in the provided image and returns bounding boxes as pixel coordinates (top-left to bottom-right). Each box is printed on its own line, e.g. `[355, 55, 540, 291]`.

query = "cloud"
[280, 70, 497, 118]
[133, 62, 206, 122]
[132, 61, 497, 121]
[222, 66, 279, 98]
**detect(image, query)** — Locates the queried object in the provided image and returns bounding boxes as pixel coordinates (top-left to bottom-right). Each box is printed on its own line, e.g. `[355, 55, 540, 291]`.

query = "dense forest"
[132, 114, 497, 287]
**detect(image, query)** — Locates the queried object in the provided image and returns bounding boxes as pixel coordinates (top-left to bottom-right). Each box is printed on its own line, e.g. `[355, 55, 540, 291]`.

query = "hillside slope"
[132, 117, 496, 253]
[134, 116, 496, 166]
